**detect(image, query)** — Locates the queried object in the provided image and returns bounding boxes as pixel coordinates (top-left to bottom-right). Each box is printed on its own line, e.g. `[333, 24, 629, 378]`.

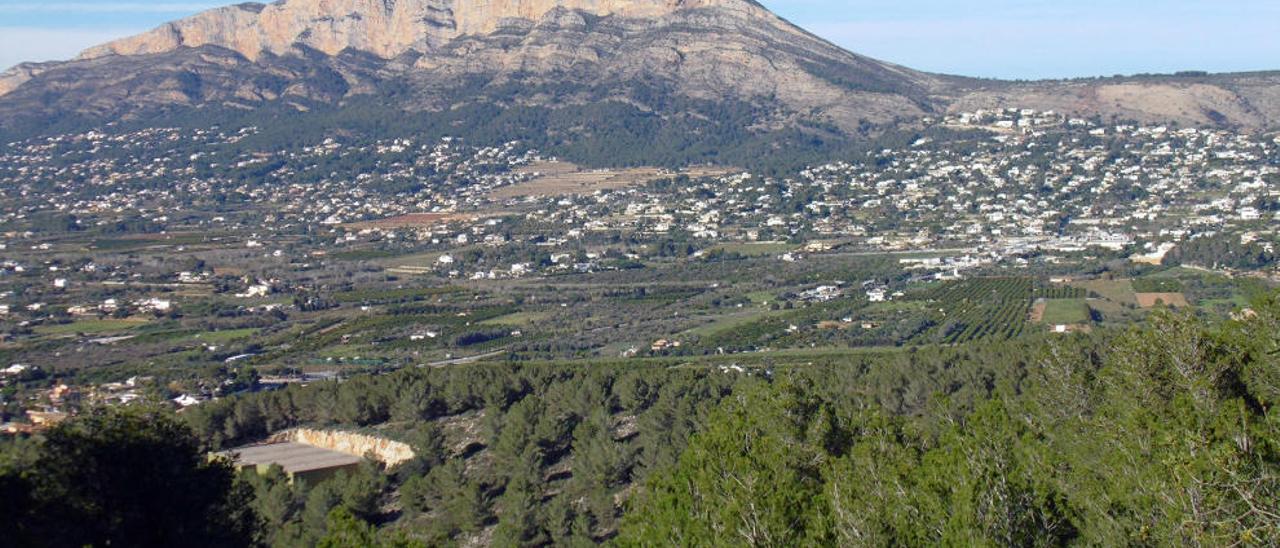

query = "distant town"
[1, 107, 1277, 431]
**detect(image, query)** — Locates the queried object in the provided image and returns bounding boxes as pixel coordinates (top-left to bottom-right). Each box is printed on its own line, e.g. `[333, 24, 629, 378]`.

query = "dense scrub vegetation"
[1164, 233, 1278, 270]
[0, 407, 258, 547]
[620, 297, 1280, 546]
[24, 78, 988, 175]
[4, 294, 1278, 545]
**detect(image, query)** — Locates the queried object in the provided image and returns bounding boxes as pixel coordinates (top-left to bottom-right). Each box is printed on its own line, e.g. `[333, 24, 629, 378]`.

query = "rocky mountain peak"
[75, 0, 761, 61]
[2, 0, 1275, 145]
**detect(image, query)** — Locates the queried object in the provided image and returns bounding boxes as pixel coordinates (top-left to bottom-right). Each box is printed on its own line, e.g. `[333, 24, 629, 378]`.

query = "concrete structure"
[222, 442, 362, 483]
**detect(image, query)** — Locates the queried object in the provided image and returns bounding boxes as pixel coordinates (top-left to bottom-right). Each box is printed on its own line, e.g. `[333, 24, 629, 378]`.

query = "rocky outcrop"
[398, 3, 942, 127]
[0, 0, 1275, 144]
[269, 428, 416, 467]
[0, 62, 55, 98]
[0, 0, 944, 135]
[75, 0, 771, 62]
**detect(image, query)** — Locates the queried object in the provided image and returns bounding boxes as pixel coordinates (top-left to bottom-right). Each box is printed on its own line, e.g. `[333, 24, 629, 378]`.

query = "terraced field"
[925, 277, 1033, 343]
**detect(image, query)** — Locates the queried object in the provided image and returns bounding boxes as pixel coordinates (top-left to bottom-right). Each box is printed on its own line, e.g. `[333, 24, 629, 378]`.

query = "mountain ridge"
[0, 0, 945, 136]
[1, 0, 1278, 156]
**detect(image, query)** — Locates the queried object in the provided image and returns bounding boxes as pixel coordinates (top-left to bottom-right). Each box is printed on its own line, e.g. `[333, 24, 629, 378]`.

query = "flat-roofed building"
[221, 442, 362, 483]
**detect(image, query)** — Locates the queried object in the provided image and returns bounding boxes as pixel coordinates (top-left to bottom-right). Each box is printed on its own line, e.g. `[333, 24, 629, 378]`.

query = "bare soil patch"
[1135, 292, 1189, 308]
[490, 161, 733, 199]
[1029, 300, 1047, 323]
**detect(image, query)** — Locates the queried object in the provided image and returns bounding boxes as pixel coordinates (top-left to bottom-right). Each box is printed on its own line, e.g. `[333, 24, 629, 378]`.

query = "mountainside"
[950, 71, 1280, 131]
[73, 0, 783, 61]
[0, 0, 943, 141]
[1, 0, 1278, 160]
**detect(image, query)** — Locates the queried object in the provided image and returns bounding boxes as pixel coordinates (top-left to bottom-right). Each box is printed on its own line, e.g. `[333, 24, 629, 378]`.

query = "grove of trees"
[620, 298, 1280, 545]
[3, 294, 1278, 546]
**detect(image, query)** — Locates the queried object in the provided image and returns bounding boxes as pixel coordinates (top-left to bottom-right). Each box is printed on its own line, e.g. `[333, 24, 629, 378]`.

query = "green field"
[376, 250, 457, 268]
[332, 286, 463, 304]
[1075, 279, 1135, 303]
[35, 318, 149, 336]
[330, 249, 400, 261]
[1072, 278, 1138, 321]
[924, 277, 1033, 343]
[189, 328, 262, 343]
[684, 308, 775, 338]
[865, 300, 928, 313]
[480, 311, 551, 326]
[89, 233, 213, 251]
[1041, 299, 1091, 325]
[710, 242, 797, 257]
[1131, 277, 1184, 293]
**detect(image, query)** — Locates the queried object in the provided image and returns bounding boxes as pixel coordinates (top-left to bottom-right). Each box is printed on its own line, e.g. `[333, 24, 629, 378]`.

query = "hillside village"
[2, 109, 1276, 282]
[0, 109, 1277, 428]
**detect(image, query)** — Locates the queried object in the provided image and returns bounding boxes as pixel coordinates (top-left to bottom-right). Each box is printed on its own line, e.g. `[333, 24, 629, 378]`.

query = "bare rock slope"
[0, 0, 1276, 146]
[950, 73, 1280, 131]
[0, 0, 942, 134]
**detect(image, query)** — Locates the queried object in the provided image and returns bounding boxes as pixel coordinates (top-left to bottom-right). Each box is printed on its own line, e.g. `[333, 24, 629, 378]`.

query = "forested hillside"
[620, 298, 1280, 545]
[3, 294, 1278, 546]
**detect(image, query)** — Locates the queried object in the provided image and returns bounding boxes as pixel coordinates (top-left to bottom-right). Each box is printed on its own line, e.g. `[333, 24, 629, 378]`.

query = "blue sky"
[1, 0, 1277, 79]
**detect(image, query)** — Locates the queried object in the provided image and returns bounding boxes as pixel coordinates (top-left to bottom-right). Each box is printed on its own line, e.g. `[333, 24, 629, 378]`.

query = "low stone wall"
[268, 428, 415, 467]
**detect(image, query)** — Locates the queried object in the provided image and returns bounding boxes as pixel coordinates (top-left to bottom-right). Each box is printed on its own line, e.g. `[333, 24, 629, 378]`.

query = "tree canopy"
[0, 406, 259, 547]
[619, 299, 1280, 546]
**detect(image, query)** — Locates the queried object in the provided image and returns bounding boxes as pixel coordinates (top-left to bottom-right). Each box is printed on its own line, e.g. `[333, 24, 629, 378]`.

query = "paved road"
[427, 349, 507, 367]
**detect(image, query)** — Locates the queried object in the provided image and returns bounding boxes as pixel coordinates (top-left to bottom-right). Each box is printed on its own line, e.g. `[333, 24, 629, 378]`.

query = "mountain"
[954, 71, 1280, 131]
[0, 0, 943, 130]
[1, 0, 1278, 162]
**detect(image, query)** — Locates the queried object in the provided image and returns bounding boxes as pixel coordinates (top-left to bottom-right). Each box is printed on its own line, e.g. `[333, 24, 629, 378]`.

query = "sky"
[0, 0, 1277, 79]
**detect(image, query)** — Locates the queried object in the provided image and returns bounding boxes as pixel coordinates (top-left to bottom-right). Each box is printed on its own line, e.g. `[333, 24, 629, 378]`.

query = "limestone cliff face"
[0, 62, 53, 98]
[401, 4, 941, 128]
[75, 0, 765, 61]
[0, 0, 943, 134]
[1, 0, 1275, 141]
[270, 428, 416, 467]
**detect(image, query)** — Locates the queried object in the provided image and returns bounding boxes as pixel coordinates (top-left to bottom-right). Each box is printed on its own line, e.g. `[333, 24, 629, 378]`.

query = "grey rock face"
[0, 0, 943, 135]
[0, 0, 1276, 140]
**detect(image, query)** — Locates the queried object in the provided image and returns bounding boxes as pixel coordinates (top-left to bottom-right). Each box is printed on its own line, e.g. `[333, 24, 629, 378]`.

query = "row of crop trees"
[927, 277, 1034, 343]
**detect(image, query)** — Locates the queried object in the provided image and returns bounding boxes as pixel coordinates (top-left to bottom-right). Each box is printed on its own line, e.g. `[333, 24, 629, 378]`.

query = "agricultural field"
[187, 328, 262, 343]
[1039, 299, 1093, 325]
[1131, 277, 1185, 293]
[1034, 284, 1087, 299]
[707, 242, 798, 257]
[33, 318, 150, 336]
[1135, 292, 1190, 308]
[1133, 268, 1268, 314]
[479, 311, 551, 326]
[682, 307, 778, 338]
[88, 233, 220, 252]
[490, 162, 668, 199]
[1071, 278, 1140, 323]
[919, 277, 1033, 344]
